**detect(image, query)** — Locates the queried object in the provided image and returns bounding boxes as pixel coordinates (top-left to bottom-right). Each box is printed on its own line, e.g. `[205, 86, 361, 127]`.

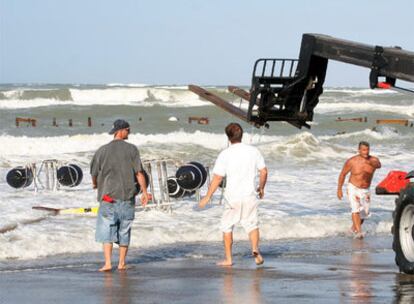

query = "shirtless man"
[337, 141, 381, 239]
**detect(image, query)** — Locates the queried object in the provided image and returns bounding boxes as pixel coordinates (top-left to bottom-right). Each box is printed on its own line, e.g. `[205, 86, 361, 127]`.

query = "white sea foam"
[0, 130, 278, 156]
[0, 87, 209, 109]
[1, 86, 411, 112]
[106, 83, 149, 87]
[324, 88, 397, 95]
[316, 101, 414, 117]
[320, 127, 401, 141]
[1, 129, 412, 166]
[0, 192, 395, 260]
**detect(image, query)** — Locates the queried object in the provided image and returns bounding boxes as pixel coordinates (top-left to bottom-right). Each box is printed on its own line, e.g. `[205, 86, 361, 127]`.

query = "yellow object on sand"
[59, 207, 99, 215]
[32, 205, 99, 215]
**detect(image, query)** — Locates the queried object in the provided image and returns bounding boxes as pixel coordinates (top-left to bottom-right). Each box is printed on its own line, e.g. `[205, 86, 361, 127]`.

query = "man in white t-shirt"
[199, 123, 268, 266]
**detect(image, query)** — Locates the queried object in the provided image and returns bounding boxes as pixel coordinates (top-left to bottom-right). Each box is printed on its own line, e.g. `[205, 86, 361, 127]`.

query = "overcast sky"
[1, 0, 413, 86]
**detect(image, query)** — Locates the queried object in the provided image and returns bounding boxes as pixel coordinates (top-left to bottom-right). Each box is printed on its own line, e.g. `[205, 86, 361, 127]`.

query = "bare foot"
[253, 251, 264, 265]
[216, 260, 233, 267]
[99, 264, 112, 272]
[348, 227, 357, 236]
[118, 264, 127, 271]
[354, 232, 364, 240]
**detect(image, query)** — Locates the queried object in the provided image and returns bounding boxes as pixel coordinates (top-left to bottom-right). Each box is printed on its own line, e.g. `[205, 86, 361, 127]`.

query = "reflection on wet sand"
[222, 267, 263, 304]
[349, 239, 374, 303]
[103, 271, 131, 304]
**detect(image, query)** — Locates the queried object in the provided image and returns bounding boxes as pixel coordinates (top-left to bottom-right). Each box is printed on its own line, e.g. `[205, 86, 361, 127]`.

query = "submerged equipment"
[6, 167, 34, 188]
[175, 161, 208, 191]
[57, 164, 83, 187]
[167, 177, 186, 198]
[167, 176, 196, 198]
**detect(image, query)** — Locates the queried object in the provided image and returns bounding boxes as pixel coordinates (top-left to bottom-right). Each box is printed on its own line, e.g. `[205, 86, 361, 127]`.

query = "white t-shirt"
[213, 142, 266, 202]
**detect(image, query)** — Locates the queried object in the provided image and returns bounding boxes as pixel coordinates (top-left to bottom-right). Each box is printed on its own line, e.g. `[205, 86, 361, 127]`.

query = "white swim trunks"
[220, 196, 259, 233]
[347, 183, 371, 218]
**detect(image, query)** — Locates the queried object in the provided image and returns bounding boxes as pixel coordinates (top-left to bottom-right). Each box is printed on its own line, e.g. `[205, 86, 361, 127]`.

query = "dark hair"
[359, 141, 370, 148]
[225, 123, 243, 143]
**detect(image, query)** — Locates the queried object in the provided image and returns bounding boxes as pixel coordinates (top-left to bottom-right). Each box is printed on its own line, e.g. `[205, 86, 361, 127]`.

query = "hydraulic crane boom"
[189, 33, 414, 129]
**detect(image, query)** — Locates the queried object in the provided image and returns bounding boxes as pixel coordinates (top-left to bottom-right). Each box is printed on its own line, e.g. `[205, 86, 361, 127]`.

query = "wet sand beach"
[1, 235, 414, 303]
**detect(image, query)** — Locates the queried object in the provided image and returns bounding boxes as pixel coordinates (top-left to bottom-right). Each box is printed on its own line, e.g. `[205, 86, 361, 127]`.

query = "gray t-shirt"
[90, 140, 143, 201]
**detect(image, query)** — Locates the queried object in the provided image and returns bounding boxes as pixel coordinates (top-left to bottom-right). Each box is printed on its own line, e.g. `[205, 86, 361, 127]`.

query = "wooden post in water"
[336, 117, 367, 122]
[188, 116, 209, 125]
[376, 119, 411, 126]
[88, 117, 92, 127]
[15, 117, 37, 127]
[69, 119, 73, 127]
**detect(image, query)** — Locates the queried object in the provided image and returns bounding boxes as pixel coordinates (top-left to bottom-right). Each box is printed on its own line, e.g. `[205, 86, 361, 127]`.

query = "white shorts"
[220, 196, 259, 233]
[347, 183, 371, 218]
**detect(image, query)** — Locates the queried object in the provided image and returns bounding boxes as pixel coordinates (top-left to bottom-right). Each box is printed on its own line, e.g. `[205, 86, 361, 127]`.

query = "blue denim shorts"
[95, 198, 135, 246]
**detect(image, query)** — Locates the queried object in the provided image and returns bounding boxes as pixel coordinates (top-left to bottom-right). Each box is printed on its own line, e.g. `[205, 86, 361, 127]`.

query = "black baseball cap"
[109, 119, 130, 134]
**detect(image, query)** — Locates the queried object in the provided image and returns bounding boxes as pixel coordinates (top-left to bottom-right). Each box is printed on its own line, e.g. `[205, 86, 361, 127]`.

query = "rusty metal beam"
[188, 85, 253, 125]
[228, 86, 250, 101]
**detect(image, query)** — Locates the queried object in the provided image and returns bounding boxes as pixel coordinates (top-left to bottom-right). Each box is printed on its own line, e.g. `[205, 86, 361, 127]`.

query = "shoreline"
[2, 235, 414, 303]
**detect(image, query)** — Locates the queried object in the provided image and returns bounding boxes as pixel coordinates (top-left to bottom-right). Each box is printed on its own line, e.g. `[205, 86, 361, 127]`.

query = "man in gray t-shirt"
[90, 119, 149, 272]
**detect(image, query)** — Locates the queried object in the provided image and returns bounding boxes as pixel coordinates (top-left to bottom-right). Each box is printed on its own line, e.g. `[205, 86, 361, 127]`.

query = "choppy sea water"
[0, 84, 413, 262]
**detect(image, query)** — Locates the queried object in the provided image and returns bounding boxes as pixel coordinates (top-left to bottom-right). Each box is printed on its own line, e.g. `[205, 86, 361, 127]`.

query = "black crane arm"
[247, 33, 414, 128]
[189, 33, 414, 129]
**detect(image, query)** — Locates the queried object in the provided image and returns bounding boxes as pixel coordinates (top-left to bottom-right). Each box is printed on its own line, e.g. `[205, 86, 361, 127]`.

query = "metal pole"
[146, 162, 156, 208]
[45, 161, 50, 190]
[32, 163, 38, 193]
[161, 160, 170, 203]
[52, 161, 58, 191]
[156, 161, 165, 205]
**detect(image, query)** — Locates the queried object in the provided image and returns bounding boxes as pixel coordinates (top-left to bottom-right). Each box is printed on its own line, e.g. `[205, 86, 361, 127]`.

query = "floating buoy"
[6, 167, 34, 188]
[57, 164, 83, 187]
[176, 162, 207, 191]
[167, 177, 185, 198]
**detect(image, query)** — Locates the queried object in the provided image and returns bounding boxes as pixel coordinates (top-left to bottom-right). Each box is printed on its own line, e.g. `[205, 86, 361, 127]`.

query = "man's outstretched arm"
[199, 174, 223, 208]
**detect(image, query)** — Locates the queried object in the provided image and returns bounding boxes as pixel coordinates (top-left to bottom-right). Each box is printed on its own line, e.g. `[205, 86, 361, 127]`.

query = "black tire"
[188, 162, 208, 188]
[57, 165, 80, 187]
[167, 177, 185, 199]
[392, 184, 414, 274]
[69, 164, 83, 186]
[6, 167, 33, 188]
[176, 163, 203, 191]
